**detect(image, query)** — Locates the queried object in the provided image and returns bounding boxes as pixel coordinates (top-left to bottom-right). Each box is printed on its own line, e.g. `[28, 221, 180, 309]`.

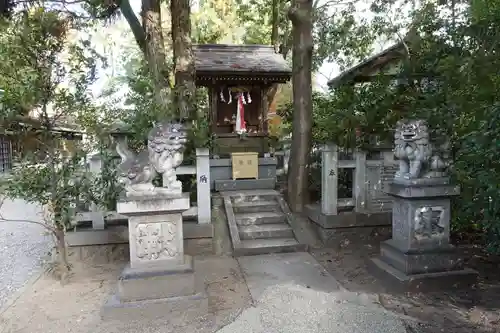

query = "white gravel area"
[217, 283, 409, 333]
[0, 199, 50, 310]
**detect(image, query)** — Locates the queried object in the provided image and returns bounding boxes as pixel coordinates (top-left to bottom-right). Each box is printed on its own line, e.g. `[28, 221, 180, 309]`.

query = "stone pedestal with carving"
[101, 193, 207, 320]
[369, 182, 478, 292]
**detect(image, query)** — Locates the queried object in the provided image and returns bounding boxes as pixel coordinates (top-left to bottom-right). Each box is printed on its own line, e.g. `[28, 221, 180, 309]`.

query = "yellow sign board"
[231, 152, 258, 180]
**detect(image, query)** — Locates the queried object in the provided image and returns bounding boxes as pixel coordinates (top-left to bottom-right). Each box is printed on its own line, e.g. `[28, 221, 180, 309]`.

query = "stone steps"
[235, 212, 286, 226]
[239, 223, 294, 240]
[231, 191, 278, 204]
[214, 178, 276, 191]
[235, 238, 306, 256]
[232, 200, 281, 214]
[221, 189, 307, 257]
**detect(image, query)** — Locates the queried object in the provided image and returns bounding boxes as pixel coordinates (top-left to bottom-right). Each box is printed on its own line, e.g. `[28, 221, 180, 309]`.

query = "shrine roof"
[327, 42, 406, 88]
[193, 44, 292, 79]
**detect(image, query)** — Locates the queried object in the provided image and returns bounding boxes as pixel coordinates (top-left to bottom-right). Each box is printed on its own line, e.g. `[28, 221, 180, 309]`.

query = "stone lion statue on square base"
[115, 121, 188, 197]
[393, 119, 449, 182]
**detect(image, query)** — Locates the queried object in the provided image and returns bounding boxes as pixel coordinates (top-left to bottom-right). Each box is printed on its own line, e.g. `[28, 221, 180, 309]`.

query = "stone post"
[196, 148, 211, 224]
[88, 153, 105, 230]
[369, 119, 477, 291]
[321, 143, 338, 215]
[353, 149, 367, 213]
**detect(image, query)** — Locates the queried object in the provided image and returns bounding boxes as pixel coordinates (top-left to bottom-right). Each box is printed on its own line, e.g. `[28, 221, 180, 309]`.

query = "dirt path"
[310, 229, 500, 333]
[0, 255, 252, 333]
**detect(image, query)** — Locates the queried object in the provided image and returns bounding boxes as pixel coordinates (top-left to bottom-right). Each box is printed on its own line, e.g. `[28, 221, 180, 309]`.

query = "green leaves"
[0, 9, 109, 232]
[314, 6, 376, 71]
[310, 0, 500, 253]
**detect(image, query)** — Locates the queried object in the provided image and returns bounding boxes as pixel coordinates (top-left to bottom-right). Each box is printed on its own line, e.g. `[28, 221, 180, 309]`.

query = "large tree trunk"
[141, 0, 170, 111]
[170, 0, 196, 120]
[286, 0, 313, 213]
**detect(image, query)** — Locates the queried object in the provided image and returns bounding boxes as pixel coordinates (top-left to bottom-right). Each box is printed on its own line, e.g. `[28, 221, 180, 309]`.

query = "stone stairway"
[222, 190, 307, 256]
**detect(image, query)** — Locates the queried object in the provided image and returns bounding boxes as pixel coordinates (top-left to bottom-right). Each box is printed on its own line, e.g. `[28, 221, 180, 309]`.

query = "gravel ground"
[0, 199, 50, 310]
[216, 283, 410, 333]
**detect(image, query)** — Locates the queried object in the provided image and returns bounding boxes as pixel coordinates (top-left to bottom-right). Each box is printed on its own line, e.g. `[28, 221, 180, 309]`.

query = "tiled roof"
[193, 44, 292, 75]
[2, 115, 83, 134]
[327, 42, 406, 87]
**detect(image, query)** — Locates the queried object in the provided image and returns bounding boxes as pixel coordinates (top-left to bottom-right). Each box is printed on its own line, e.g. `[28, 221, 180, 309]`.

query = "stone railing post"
[354, 149, 367, 212]
[196, 148, 211, 224]
[321, 143, 338, 215]
[87, 153, 105, 230]
[88, 153, 103, 174]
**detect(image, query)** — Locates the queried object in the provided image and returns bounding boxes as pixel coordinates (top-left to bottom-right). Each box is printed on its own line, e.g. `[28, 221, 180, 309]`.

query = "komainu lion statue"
[148, 121, 188, 193]
[115, 121, 188, 197]
[394, 119, 449, 180]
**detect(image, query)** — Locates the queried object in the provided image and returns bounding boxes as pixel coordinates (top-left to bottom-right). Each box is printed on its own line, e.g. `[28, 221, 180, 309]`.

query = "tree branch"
[279, 28, 294, 59]
[271, 0, 280, 53]
[0, 198, 57, 233]
[314, 0, 357, 11]
[0, 216, 57, 233]
[13, 0, 87, 4]
[118, 0, 147, 55]
[386, 14, 411, 59]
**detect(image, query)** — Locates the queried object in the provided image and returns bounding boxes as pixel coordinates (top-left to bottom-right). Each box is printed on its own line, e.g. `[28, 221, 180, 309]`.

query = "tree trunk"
[141, 0, 170, 111]
[271, 0, 280, 53]
[54, 227, 70, 284]
[286, 0, 313, 213]
[267, 0, 284, 119]
[119, 0, 147, 55]
[170, 0, 196, 120]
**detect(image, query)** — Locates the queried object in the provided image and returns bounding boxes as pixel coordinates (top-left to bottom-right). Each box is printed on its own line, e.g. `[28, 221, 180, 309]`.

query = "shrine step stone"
[232, 200, 281, 214]
[235, 212, 287, 226]
[214, 178, 276, 191]
[236, 238, 307, 256]
[221, 190, 307, 257]
[239, 223, 294, 240]
[231, 191, 278, 204]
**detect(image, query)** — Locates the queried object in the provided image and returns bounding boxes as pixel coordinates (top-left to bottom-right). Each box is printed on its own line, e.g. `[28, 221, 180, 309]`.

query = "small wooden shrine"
[193, 44, 292, 156]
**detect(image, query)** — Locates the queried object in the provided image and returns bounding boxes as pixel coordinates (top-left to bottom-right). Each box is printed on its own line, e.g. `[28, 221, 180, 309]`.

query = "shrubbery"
[281, 0, 500, 253]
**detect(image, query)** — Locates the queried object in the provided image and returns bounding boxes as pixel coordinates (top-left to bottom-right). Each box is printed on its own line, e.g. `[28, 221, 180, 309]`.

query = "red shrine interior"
[213, 86, 262, 135]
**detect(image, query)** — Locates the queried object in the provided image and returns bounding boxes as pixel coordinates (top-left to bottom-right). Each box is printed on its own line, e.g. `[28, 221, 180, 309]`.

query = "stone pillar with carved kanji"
[117, 194, 191, 272]
[368, 119, 478, 292]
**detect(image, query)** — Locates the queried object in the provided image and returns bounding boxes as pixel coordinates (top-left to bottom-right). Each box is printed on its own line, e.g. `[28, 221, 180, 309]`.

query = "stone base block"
[102, 254, 207, 321]
[101, 292, 208, 321]
[386, 182, 460, 199]
[305, 204, 391, 229]
[118, 255, 195, 302]
[67, 244, 128, 264]
[117, 193, 190, 216]
[214, 178, 276, 191]
[368, 257, 478, 292]
[185, 237, 214, 256]
[309, 220, 391, 247]
[380, 239, 463, 275]
[392, 176, 451, 187]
